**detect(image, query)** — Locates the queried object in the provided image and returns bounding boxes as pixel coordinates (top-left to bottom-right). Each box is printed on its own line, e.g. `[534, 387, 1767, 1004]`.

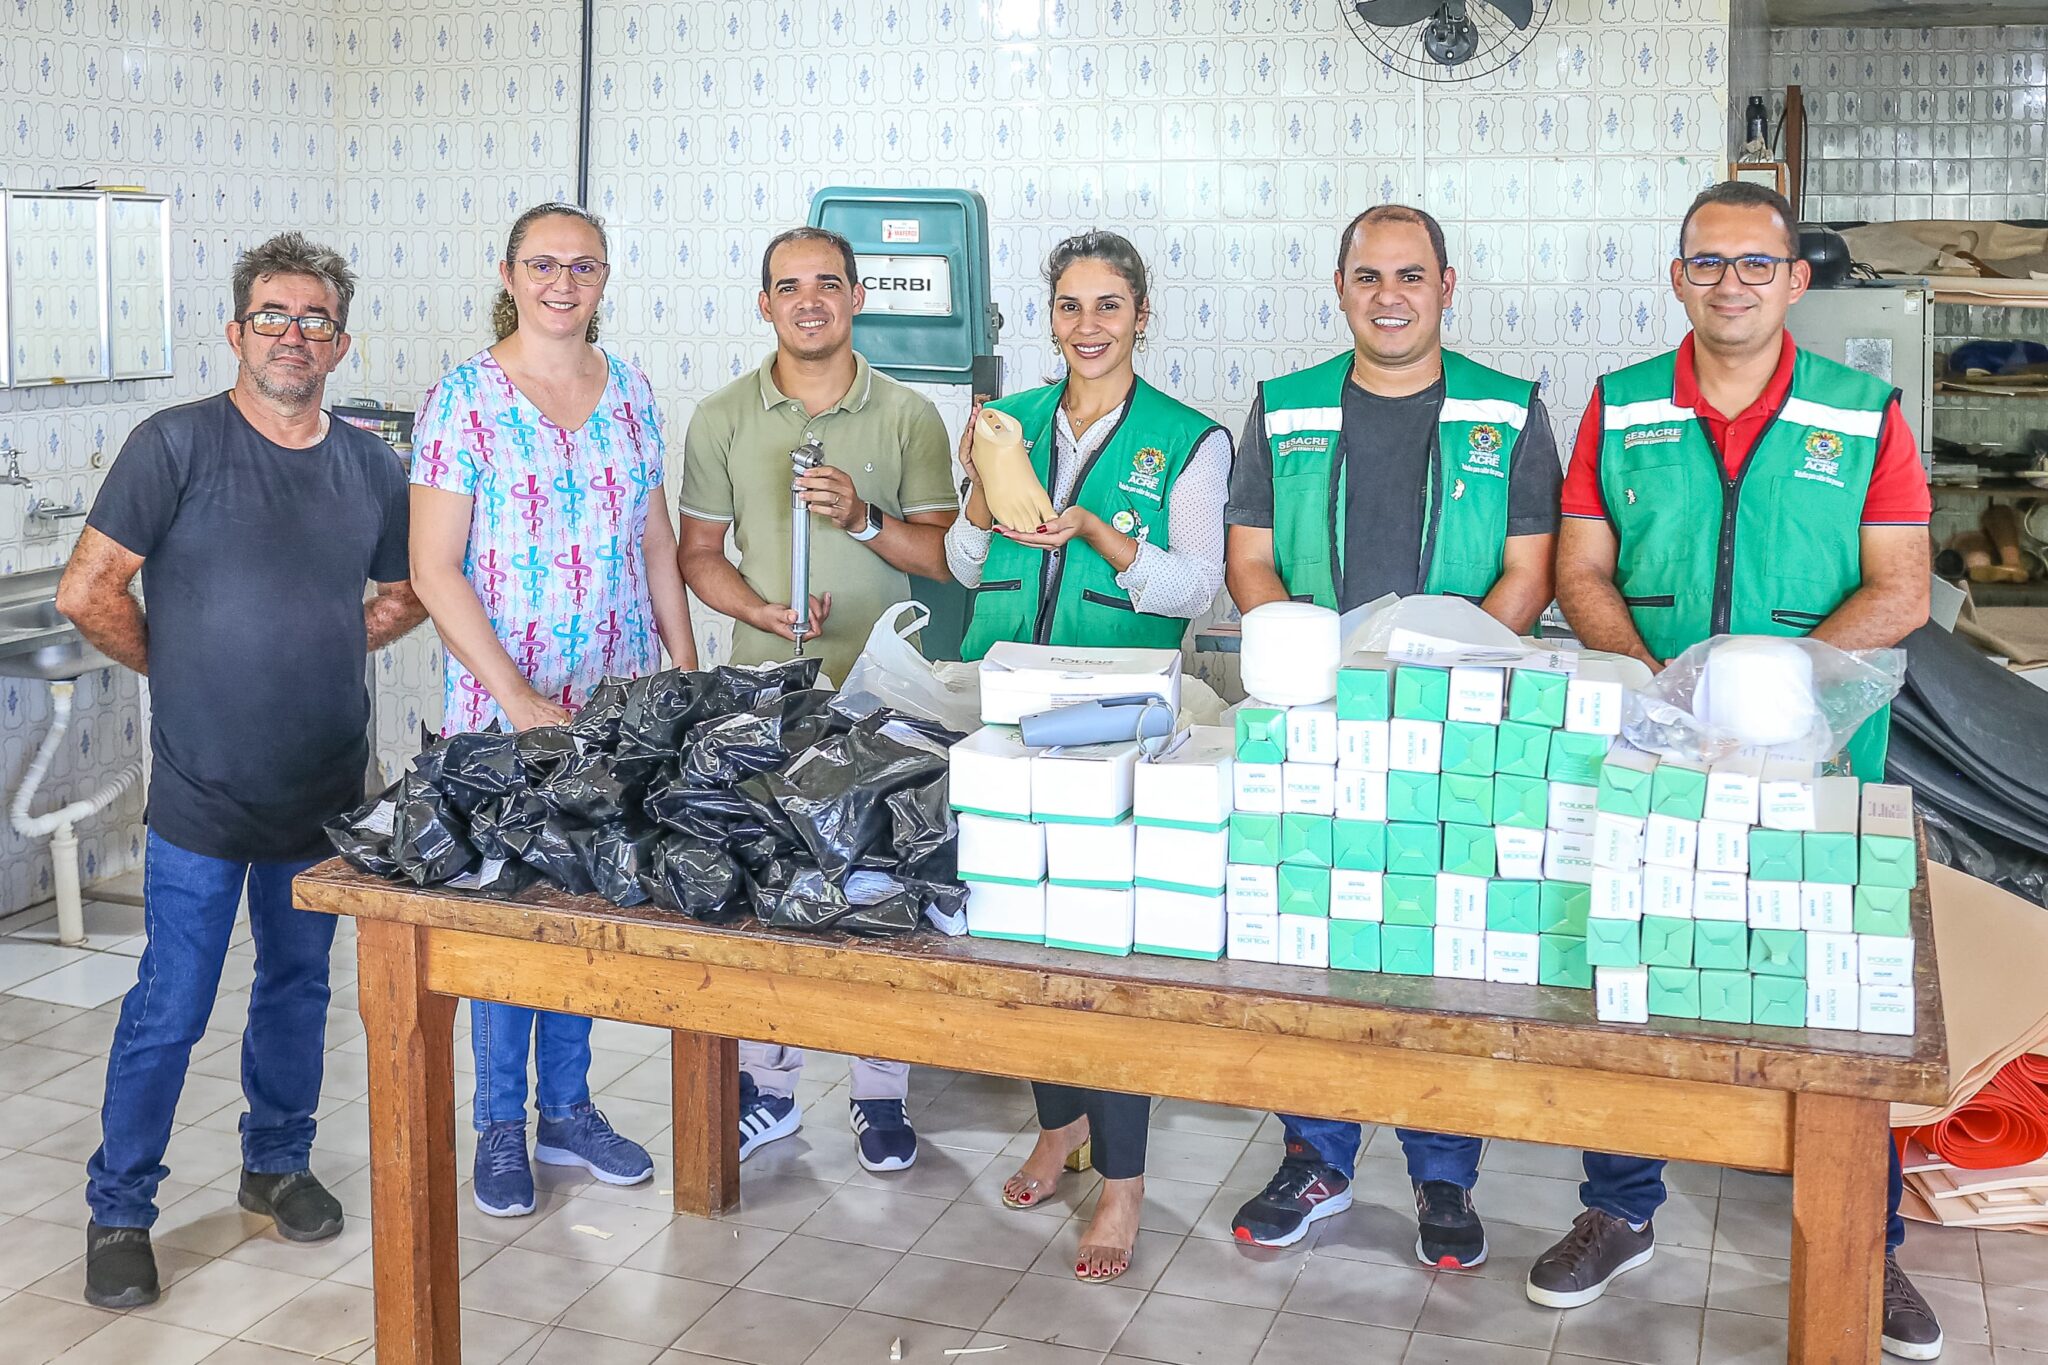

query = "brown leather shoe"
[1525, 1209, 1655, 1308]
[1882, 1253, 1944, 1360]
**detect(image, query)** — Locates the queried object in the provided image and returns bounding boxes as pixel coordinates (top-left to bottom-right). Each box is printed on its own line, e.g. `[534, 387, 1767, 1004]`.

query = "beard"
[246, 352, 323, 405]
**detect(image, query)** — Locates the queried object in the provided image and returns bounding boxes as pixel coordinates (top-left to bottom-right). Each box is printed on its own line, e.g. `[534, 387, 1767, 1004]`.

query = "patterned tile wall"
[1769, 25, 2048, 223]
[0, 0, 339, 914]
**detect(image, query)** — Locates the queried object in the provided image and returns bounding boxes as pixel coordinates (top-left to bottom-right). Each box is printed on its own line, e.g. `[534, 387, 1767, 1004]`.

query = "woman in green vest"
[945, 231, 1231, 1282]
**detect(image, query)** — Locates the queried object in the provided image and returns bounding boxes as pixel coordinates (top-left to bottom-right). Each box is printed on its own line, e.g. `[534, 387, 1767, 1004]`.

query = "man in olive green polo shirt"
[679, 226, 957, 685]
[678, 224, 956, 1175]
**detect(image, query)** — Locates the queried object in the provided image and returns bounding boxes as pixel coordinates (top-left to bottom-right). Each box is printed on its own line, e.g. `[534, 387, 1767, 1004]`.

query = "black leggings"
[1032, 1083, 1149, 1180]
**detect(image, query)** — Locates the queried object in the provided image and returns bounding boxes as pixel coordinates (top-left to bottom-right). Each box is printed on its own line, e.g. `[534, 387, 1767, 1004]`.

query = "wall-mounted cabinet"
[0, 189, 171, 388]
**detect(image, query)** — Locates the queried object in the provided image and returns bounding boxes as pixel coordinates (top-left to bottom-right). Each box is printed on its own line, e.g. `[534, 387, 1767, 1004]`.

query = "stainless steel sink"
[0, 567, 114, 681]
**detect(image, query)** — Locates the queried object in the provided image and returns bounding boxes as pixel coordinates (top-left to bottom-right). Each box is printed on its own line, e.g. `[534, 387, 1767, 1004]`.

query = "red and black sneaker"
[1414, 1179, 1488, 1269]
[1230, 1141, 1353, 1247]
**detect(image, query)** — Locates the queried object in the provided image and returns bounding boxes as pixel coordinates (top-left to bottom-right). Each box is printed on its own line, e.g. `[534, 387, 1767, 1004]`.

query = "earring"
[1136, 332, 1148, 352]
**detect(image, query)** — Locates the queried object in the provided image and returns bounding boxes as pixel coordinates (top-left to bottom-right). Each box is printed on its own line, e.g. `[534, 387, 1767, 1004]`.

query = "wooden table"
[296, 860, 1948, 1365]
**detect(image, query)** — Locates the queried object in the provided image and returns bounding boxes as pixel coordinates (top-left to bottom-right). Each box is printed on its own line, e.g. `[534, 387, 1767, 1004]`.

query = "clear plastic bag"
[837, 601, 983, 732]
[1623, 634, 1908, 764]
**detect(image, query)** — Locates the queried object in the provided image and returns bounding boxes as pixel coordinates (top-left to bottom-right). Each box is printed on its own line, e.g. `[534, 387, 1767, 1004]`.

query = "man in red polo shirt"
[1540, 181, 1940, 1361]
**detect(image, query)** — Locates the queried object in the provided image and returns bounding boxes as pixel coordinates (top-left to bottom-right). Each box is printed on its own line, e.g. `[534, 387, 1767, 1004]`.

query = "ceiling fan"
[1344, 0, 1551, 83]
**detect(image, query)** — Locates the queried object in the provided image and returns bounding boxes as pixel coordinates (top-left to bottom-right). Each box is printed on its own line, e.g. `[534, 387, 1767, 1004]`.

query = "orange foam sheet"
[1913, 1062, 2048, 1170]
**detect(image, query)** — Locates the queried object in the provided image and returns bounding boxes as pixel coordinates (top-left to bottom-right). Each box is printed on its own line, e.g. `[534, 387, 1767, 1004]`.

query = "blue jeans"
[1281, 1116, 1482, 1187]
[1582, 1142, 1907, 1251]
[86, 833, 333, 1228]
[470, 1001, 593, 1130]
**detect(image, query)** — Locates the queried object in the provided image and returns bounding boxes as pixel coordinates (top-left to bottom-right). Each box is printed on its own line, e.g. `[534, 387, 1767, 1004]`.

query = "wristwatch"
[848, 501, 883, 542]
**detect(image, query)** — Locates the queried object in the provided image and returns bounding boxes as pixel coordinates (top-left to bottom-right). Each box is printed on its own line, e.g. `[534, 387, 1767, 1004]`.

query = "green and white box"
[1285, 702, 1340, 766]
[1644, 814, 1698, 869]
[1704, 752, 1765, 825]
[1696, 819, 1750, 874]
[1390, 719, 1444, 773]
[1233, 761, 1285, 815]
[1807, 979, 1858, 1031]
[1543, 830, 1594, 884]
[1438, 772, 1495, 826]
[1752, 974, 1806, 1027]
[1649, 966, 1702, 1019]
[1805, 830, 1861, 887]
[1540, 880, 1591, 936]
[1441, 823, 1496, 878]
[1495, 721, 1553, 780]
[1547, 732, 1609, 789]
[1495, 826, 1546, 881]
[1747, 827, 1804, 883]
[1283, 762, 1337, 816]
[1699, 968, 1752, 1024]
[1486, 930, 1541, 984]
[1335, 769, 1389, 822]
[1508, 665, 1568, 728]
[1494, 773, 1550, 830]
[1330, 868, 1384, 921]
[1596, 744, 1658, 818]
[1387, 821, 1443, 875]
[1280, 813, 1335, 868]
[1643, 865, 1695, 919]
[1394, 664, 1450, 721]
[1799, 882, 1854, 934]
[1649, 757, 1709, 821]
[1747, 880, 1800, 931]
[1277, 864, 1332, 917]
[1435, 925, 1487, 979]
[1487, 879, 1542, 934]
[1330, 919, 1381, 970]
[1229, 812, 1282, 865]
[966, 880, 1046, 943]
[1044, 884, 1135, 956]
[1749, 927, 1806, 978]
[1641, 915, 1693, 967]
[1590, 866, 1644, 921]
[1547, 781, 1599, 835]
[1383, 873, 1437, 925]
[1337, 655, 1393, 721]
[1807, 930, 1859, 984]
[1859, 784, 1918, 889]
[949, 725, 1038, 819]
[1539, 933, 1592, 987]
[1033, 741, 1140, 824]
[1859, 984, 1914, 1035]
[1135, 824, 1228, 895]
[1228, 863, 1278, 917]
[1693, 920, 1750, 971]
[1854, 885, 1912, 938]
[1234, 705, 1288, 764]
[1387, 770, 1441, 823]
[1135, 886, 1226, 960]
[1337, 719, 1390, 772]
[958, 812, 1047, 885]
[1277, 914, 1330, 967]
[1227, 908, 1280, 962]
[1333, 818, 1388, 871]
[1565, 660, 1629, 736]
[1694, 871, 1748, 922]
[1759, 757, 1821, 831]
[1595, 965, 1650, 1022]
[1442, 720, 1499, 777]
[1587, 916, 1641, 966]
[1592, 812, 1647, 872]
[1046, 820, 1137, 889]
[1382, 923, 1435, 975]
[1449, 665, 1507, 725]
[1438, 872, 1489, 930]
[1134, 725, 1235, 829]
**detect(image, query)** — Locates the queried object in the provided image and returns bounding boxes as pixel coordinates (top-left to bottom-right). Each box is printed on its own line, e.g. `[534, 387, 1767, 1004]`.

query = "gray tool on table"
[788, 434, 825, 657]
[1020, 694, 1176, 748]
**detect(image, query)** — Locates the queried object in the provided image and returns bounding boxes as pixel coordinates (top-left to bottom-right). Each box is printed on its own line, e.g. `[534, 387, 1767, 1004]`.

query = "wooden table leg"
[671, 1030, 740, 1217]
[1788, 1093, 1890, 1364]
[358, 920, 460, 1365]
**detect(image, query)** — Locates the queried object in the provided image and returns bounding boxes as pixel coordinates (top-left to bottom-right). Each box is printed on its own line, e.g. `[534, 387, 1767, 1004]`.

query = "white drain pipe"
[9, 680, 144, 945]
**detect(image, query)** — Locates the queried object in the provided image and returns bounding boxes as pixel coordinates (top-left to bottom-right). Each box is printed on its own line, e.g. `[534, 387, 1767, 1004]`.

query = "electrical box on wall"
[807, 187, 1000, 390]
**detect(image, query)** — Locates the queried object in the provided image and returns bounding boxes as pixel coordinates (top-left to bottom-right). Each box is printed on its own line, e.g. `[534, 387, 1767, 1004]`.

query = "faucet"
[0, 444, 29, 487]
[27, 497, 88, 522]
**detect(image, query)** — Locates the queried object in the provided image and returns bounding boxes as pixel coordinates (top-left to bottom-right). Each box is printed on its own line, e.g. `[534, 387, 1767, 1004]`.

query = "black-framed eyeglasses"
[1681, 254, 1796, 286]
[518, 256, 610, 286]
[236, 310, 341, 341]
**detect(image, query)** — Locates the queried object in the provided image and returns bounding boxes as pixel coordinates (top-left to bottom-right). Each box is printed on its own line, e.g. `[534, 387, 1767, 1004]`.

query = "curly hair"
[492, 201, 607, 343]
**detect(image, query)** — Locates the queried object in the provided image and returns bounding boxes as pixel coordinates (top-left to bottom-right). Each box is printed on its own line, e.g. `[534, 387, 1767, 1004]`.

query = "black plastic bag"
[538, 752, 630, 826]
[467, 789, 550, 862]
[887, 775, 956, 879]
[640, 829, 746, 919]
[509, 813, 598, 895]
[762, 867, 924, 935]
[436, 729, 524, 813]
[390, 775, 480, 886]
[325, 783, 404, 876]
[680, 689, 840, 789]
[702, 658, 822, 716]
[514, 726, 580, 782]
[763, 717, 950, 883]
[586, 821, 660, 907]
[615, 669, 710, 758]
[571, 677, 633, 749]
[645, 772, 756, 840]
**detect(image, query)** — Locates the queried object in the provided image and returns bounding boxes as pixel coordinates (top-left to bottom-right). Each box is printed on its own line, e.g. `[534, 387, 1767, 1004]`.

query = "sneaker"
[1229, 1140, 1354, 1248]
[473, 1120, 536, 1217]
[1526, 1209, 1656, 1308]
[850, 1099, 918, 1173]
[1414, 1179, 1488, 1269]
[83, 1222, 158, 1309]
[536, 1103, 655, 1186]
[237, 1169, 344, 1243]
[1882, 1253, 1945, 1360]
[737, 1071, 801, 1161]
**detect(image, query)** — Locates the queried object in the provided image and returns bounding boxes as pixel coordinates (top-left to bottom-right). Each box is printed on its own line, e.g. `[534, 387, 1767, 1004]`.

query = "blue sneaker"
[737, 1071, 800, 1161]
[850, 1099, 918, 1173]
[534, 1103, 655, 1186]
[473, 1121, 536, 1217]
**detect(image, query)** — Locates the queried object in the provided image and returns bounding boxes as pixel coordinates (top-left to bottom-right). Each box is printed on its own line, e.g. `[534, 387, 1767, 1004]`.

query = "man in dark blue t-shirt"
[56, 231, 424, 1310]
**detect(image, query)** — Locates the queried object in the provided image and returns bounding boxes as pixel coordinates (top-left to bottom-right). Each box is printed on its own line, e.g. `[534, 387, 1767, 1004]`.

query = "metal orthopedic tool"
[788, 434, 825, 656]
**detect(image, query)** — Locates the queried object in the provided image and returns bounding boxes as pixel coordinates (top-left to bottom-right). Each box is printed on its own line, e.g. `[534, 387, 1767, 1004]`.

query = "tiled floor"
[1, 901, 2046, 1364]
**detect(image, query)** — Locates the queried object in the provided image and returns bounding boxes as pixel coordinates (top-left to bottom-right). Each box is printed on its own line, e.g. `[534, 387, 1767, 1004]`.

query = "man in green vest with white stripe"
[1224, 205, 1561, 1266]
[1545, 181, 1941, 1360]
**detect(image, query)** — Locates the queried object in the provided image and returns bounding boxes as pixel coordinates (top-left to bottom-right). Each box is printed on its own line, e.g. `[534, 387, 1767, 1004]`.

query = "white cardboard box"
[1283, 763, 1338, 815]
[1547, 782, 1599, 835]
[1330, 869, 1384, 921]
[1799, 882, 1855, 934]
[1813, 775, 1861, 835]
[1596, 965, 1650, 1022]
[1861, 784, 1916, 839]
[1133, 824, 1227, 894]
[1486, 931, 1541, 985]
[980, 641, 1182, 725]
[1544, 830, 1595, 884]
[1704, 752, 1765, 825]
[1032, 741, 1141, 825]
[1134, 886, 1227, 959]
[1858, 934, 1915, 987]
[1593, 812, 1647, 871]
[1565, 661, 1628, 735]
[1644, 866, 1695, 918]
[1336, 719, 1389, 772]
[1696, 819, 1751, 874]
[1435, 926, 1487, 979]
[1133, 725, 1235, 829]
[1438, 873, 1489, 929]
[1227, 908, 1280, 962]
[1644, 814, 1698, 869]
[1277, 915, 1329, 968]
[1227, 863, 1278, 917]
[1284, 702, 1339, 766]
[949, 726, 1039, 819]
[1233, 762, 1285, 814]
[1694, 871, 1748, 922]
[1389, 719, 1444, 773]
[1859, 984, 1914, 1035]
[1495, 826, 1546, 881]
[1759, 757, 1821, 831]
[958, 812, 1049, 885]
[1044, 820, 1136, 888]
[1746, 880, 1800, 931]
[1590, 866, 1644, 921]
[1448, 665, 1506, 725]
[1043, 884, 1135, 955]
[1808, 930, 1859, 983]
[1335, 768, 1389, 822]
[1807, 979, 1859, 1030]
[965, 880, 1046, 942]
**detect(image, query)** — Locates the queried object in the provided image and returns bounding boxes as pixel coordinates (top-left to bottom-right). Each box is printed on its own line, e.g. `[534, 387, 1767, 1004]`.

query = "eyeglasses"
[1681, 254, 1796, 287]
[236, 310, 341, 342]
[518, 256, 610, 286]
